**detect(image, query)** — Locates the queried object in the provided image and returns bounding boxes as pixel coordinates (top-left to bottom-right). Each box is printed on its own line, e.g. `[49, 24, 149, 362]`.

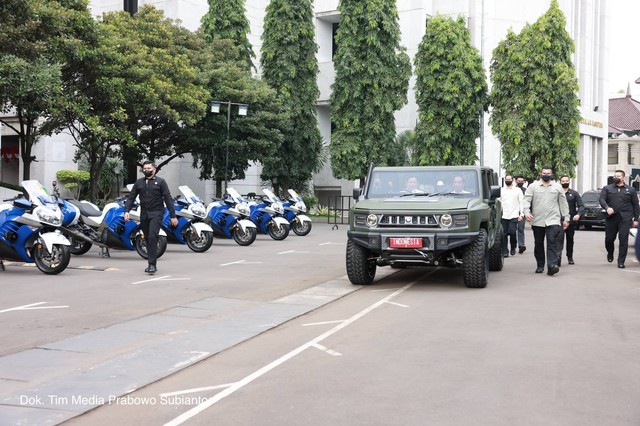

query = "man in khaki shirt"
[522, 165, 570, 276]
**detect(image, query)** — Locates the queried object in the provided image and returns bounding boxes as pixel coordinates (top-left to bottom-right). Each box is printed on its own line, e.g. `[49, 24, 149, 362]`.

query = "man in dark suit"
[124, 161, 178, 274]
[599, 169, 639, 268]
[558, 175, 584, 265]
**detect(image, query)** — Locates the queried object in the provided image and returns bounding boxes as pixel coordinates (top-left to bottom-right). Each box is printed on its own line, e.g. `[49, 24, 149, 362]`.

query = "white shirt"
[500, 185, 523, 219]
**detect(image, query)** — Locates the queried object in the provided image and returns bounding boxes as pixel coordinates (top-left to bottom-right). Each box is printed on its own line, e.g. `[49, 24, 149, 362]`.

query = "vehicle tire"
[346, 239, 376, 285]
[185, 230, 214, 253]
[33, 243, 71, 275]
[135, 234, 168, 259]
[463, 228, 489, 288]
[69, 237, 92, 256]
[488, 224, 504, 271]
[232, 226, 257, 246]
[291, 218, 312, 236]
[267, 221, 289, 240]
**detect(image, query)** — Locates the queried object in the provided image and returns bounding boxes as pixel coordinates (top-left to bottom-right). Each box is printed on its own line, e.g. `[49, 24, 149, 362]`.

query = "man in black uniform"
[124, 161, 178, 274]
[558, 175, 584, 265]
[515, 175, 527, 253]
[599, 169, 639, 268]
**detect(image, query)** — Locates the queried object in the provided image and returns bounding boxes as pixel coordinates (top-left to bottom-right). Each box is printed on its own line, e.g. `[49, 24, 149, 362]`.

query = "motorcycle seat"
[67, 199, 102, 217]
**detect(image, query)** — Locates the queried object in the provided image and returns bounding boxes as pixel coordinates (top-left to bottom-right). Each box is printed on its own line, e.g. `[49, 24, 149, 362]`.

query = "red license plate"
[389, 237, 422, 248]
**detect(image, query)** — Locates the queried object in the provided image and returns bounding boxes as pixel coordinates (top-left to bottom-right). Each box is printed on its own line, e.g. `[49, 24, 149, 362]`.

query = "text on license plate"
[389, 237, 422, 248]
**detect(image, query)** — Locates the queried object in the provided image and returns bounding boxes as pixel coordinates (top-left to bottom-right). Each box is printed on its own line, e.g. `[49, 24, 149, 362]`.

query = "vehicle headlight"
[37, 209, 60, 225]
[366, 214, 379, 227]
[440, 214, 453, 227]
[191, 204, 205, 217]
[238, 203, 250, 216]
[274, 203, 284, 214]
[296, 201, 306, 213]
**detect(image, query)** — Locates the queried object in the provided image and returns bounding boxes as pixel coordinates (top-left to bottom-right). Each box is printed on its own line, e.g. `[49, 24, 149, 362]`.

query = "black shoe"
[535, 266, 544, 273]
[547, 265, 560, 276]
[607, 254, 613, 263]
[503, 253, 509, 258]
[568, 258, 574, 265]
[618, 263, 625, 269]
[145, 265, 157, 274]
[510, 249, 516, 256]
[519, 246, 527, 254]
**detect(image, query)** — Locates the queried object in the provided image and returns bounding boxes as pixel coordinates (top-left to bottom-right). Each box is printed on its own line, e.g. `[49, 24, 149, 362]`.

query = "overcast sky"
[608, 0, 640, 97]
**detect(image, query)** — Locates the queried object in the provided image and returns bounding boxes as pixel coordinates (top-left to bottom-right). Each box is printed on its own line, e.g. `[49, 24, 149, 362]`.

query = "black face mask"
[541, 175, 552, 181]
[505, 180, 513, 186]
[516, 182, 524, 187]
[143, 170, 154, 178]
[561, 183, 569, 188]
[613, 177, 621, 184]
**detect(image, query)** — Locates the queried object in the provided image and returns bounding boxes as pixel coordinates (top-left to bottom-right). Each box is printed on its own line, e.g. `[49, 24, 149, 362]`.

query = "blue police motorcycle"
[0, 188, 71, 274]
[161, 186, 214, 252]
[205, 187, 257, 246]
[282, 189, 312, 236]
[247, 188, 290, 240]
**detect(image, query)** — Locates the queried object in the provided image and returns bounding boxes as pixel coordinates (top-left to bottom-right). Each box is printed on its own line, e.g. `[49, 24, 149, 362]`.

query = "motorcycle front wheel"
[33, 243, 71, 275]
[134, 234, 168, 259]
[232, 226, 257, 246]
[268, 222, 289, 240]
[291, 219, 312, 236]
[69, 236, 92, 255]
[185, 230, 214, 253]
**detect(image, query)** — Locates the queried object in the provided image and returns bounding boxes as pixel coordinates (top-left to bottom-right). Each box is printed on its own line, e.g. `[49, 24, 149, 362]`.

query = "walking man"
[124, 161, 178, 274]
[599, 170, 639, 268]
[500, 174, 523, 257]
[558, 175, 584, 265]
[522, 166, 569, 276]
[515, 175, 527, 253]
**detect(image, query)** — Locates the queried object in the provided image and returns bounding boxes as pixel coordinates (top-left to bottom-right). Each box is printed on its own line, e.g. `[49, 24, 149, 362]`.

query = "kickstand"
[100, 246, 111, 258]
[0, 260, 5, 271]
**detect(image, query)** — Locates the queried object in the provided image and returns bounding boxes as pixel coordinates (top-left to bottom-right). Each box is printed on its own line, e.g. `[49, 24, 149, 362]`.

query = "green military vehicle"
[346, 166, 504, 288]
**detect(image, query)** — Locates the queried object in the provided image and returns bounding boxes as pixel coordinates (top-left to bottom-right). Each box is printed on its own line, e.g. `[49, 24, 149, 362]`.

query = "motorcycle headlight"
[274, 203, 284, 214]
[191, 204, 205, 217]
[238, 203, 250, 216]
[37, 209, 61, 226]
[296, 201, 306, 213]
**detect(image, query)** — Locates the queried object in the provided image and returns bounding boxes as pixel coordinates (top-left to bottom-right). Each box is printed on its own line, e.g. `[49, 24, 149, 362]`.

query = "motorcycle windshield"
[179, 185, 204, 204]
[262, 188, 280, 203]
[288, 189, 303, 202]
[226, 188, 247, 204]
[22, 180, 59, 208]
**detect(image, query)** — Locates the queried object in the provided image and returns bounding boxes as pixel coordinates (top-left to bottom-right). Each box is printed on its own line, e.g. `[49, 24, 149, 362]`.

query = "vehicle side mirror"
[353, 187, 362, 200]
[489, 185, 501, 202]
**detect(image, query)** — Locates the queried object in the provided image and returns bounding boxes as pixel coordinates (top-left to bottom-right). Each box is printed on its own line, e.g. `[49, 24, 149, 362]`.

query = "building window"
[124, 0, 137, 15]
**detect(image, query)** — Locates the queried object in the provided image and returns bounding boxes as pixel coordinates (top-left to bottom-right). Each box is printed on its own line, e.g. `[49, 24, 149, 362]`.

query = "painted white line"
[220, 260, 263, 267]
[277, 250, 309, 255]
[160, 383, 237, 398]
[165, 273, 430, 426]
[131, 276, 191, 285]
[319, 242, 342, 246]
[385, 301, 409, 308]
[371, 288, 398, 293]
[0, 302, 69, 313]
[302, 320, 346, 327]
[312, 343, 342, 356]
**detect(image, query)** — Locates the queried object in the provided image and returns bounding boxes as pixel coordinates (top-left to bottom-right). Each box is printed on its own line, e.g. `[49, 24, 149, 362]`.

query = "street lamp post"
[210, 101, 248, 193]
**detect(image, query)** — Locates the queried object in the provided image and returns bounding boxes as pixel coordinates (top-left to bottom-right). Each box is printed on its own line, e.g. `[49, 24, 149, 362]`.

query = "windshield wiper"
[398, 192, 431, 197]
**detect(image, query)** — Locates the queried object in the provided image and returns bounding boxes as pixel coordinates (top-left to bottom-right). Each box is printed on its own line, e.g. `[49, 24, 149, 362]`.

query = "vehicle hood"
[354, 196, 479, 212]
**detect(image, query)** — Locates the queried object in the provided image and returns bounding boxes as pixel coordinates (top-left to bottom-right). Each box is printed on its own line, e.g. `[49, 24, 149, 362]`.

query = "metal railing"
[327, 195, 353, 230]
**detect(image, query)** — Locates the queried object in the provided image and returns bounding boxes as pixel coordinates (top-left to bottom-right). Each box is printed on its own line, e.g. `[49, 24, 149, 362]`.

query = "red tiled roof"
[608, 95, 640, 134]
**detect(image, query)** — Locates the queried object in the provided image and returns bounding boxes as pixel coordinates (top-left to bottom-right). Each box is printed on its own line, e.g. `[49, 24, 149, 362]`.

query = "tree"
[201, 0, 255, 70]
[188, 39, 284, 197]
[489, 0, 580, 178]
[0, 0, 96, 180]
[413, 15, 488, 166]
[329, 0, 411, 182]
[260, 0, 323, 193]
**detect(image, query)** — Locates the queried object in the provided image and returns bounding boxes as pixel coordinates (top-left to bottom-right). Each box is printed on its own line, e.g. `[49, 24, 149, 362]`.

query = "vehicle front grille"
[379, 214, 439, 227]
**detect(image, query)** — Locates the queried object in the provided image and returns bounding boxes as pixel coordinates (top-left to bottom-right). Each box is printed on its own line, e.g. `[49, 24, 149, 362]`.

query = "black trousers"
[559, 221, 578, 259]
[501, 218, 517, 254]
[532, 225, 562, 269]
[605, 214, 632, 264]
[141, 213, 162, 266]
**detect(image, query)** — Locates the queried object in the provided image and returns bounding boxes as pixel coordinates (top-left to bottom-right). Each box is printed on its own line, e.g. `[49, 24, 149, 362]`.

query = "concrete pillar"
[617, 141, 629, 171]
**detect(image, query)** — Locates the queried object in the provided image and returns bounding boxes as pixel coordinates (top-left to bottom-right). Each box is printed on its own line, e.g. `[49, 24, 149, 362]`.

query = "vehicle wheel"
[135, 234, 168, 259]
[232, 226, 257, 246]
[185, 230, 214, 253]
[33, 243, 71, 275]
[346, 240, 376, 285]
[488, 224, 504, 271]
[268, 222, 289, 240]
[69, 237, 92, 255]
[463, 228, 489, 288]
[291, 219, 312, 236]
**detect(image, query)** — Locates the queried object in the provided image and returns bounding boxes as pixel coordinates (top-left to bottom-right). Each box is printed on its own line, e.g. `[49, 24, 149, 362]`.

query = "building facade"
[0, 0, 609, 200]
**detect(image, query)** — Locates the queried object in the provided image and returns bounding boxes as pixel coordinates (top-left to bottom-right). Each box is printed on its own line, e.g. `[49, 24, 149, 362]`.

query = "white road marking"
[164, 272, 432, 426]
[160, 383, 237, 398]
[312, 343, 342, 356]
[385, 301, 409, 308]
[131, 276, 191, 285]
[220, 260, 263, 267]
[319, 242, 342, 246]
[277, 250, 309, 255]
[302, 320, 346, 327]
[0, 302, 69, 313]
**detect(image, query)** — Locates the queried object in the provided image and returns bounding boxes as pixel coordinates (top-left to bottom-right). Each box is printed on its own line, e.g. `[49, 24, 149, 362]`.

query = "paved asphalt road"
[1, 224, 639, 425]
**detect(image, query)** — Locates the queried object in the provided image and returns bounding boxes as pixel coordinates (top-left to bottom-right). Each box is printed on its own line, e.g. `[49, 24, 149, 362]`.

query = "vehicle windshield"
[179, 185, 203, 204]
[582, 192, 600, 203]
[366, 170, 479, 198]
